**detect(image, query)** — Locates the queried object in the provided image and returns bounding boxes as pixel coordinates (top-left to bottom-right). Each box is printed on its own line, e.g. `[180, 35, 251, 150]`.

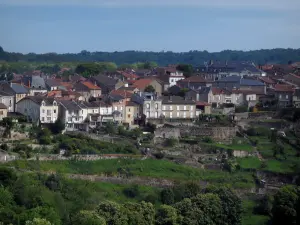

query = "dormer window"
[42, 101, 45, 106]
[53, 101, 57, 106]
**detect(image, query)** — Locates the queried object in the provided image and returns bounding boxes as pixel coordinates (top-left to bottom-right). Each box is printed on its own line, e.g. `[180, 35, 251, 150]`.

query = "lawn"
[237, 157, 262, 170]
[264, 159, 294, 174]
[241, 200, 270, 225]
[5, 159, 256, 189]
[202, 142, 254, 152]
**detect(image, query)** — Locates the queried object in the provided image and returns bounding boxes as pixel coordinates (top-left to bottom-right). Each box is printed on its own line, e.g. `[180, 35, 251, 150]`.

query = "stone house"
[0, 103, 8, 121]
[0, 90, 15, 112]
[90, 75, 124, 94]
[156, 67, 185, 87]
[74, 81, 102, 101]
[209, 88, 244, 107]
[162, 96, 196, 119]
[124, 101, 140, 126]
[177, 75, 212, 89]
[16, 96, 58, 123]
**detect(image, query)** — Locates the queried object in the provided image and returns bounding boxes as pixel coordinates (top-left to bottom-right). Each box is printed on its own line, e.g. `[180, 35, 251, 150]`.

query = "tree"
[123, 201, 155, 225]
[156, 205, 179, 225]
[0, 167, 17, 187]
[50, 118, 65, 134]
[25, 218, 52, 225]
[272, 186, 299, 225]
[95, 201, 128, 225]
[161, 188, 175, 205]
[72, 210, 106, 225]
[144, 85, 155, 93]
[176, 64, 193, 78]
[205, 186, 242, 225]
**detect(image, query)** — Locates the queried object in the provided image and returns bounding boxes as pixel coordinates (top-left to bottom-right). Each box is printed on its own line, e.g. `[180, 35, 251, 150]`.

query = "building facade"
[162, 96, 196, 119]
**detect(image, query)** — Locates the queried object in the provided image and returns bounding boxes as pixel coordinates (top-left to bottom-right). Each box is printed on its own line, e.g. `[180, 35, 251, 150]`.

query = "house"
[74, 81, 102, 101]
[59, 100, 88, 131]
[186, 87, 212, 102]
[116, 71, 139, 81]
[79, 101, 114, 127]
[0, 90, 15, 112]
[177, 75, 212, 89]
[45, 79, 61, 91]
[283, 74, 300, 87]
[0, 82, 28, 111]
[196, 101, 211, 115]
[20, 76, 48, 96]
[293, 89, 300, 108]
[0, 103, 8, 121]
[16, 96, 58, 123]
[194, 61, 266, 80]
[132, 78, 163, 96]
[90, 75, 124, 94]
[62, 75, 86, 83]
[124, 101, 140, 126]
[156, 67, 185, 87]
[209, 88, 244, 107]
[213, 76, 266, 94]
[273, 84, 294, 108]
[162, 96, 196, 119]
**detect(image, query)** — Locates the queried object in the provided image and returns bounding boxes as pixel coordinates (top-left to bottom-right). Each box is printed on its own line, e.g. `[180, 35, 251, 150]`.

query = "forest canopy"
[1, 46, 300, 65]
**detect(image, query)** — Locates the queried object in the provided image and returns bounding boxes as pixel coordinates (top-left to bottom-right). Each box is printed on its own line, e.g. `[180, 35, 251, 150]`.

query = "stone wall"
[154, 126, 237, 141]
[248, 112, 275, 119]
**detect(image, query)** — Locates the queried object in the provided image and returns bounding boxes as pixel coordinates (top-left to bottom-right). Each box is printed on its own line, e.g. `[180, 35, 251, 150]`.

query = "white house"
[16, 96, 58, 123]
[0, 91, 15, 112]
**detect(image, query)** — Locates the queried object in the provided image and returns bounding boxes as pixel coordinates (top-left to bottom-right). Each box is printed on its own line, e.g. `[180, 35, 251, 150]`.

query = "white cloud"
[1, 0, 300, 10]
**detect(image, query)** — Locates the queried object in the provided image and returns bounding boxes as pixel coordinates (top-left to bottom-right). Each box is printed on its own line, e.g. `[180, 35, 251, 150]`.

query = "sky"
[0, 0, 300, 54]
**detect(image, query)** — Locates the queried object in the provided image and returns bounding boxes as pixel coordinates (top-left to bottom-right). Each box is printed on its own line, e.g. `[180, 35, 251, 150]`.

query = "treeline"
[1, 46, 300, 65]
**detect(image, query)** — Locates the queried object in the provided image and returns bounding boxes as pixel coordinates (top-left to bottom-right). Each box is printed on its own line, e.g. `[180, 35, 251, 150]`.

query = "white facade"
[169, 71, 185, 87]
[40, 100, 59, 123]
[143, 99, 162, 119]
[29, 89, 48, 96]
[0, 95, 15, 112]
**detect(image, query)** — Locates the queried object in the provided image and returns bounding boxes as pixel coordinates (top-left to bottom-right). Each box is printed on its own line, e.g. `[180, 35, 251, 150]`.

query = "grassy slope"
[241, 200, 270, 225]
[6, 159, 255, 188]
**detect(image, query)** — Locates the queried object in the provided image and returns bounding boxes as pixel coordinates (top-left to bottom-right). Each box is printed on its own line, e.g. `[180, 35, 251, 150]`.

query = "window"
[170, 112, 173, 118]
[68, 117, 72, 122]
[147, 103, 150, 109]
[183, 112, 186, 118]
[286, 95, 289, 99]
[190, 106, 193, 110]
[163, 106, 166, 110]
[129, 108, 131, 112]
[0, 111, 2, 115]
[47, 117, 51, 121]
[169, 106, 173, 110]
[184, 106, 187, 110]
[53, 101, 57, 106]
[177, 106, 180, 110]
[128, 114, 131, 118]
[47, 110, 51, 116]
[155, 112, 158, 118]
[190, 112, 194, 118]
[146, 112, 150, 118]
[279, 94, 282, 99]
[114, 106, 117, 111]
[42, 109, 45, 113]
[155, 103, 158, 109]
[120, 106, 123, 110]
[177, 112, 180, 117]
[54, 110, 56, 114]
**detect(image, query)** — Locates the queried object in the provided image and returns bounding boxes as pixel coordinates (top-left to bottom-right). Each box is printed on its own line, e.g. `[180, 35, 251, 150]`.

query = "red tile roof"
[82, 81, 100, 90]
[47, 90, 62, 97]
[132, 79, 153, 89]
[110, 89, 133, 98]
[274, 84, 294, 92]
[212, 87, 224, 95]
[118, 71, 139, 79]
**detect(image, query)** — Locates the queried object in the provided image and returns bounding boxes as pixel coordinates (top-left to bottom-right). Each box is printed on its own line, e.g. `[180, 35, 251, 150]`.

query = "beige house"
[162, 96, 196, 119]
[196, 102, 212, 115]
[0, 103, 8, 121]
[124, 101, 140, 126]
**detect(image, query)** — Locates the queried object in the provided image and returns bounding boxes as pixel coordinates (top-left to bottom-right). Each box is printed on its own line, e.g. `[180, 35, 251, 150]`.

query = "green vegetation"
[237, 157, 262, 170]
[5, 159, 256, 189]
[241, 200, 270, 225]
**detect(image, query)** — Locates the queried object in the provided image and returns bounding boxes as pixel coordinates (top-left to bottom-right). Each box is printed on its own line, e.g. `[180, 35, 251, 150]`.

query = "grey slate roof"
[59, 100, 82, 111]
[22, 76, 46, 89]
[45, 79, 61, 87]
[20, 96, 56, 105]
[162, 96, 196, 105]
[240, 79, 264, 86]
[11, 83, 29, 94]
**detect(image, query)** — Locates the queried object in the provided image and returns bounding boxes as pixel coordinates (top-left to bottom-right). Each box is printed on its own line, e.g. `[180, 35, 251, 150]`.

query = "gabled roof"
[45, 79, 61, 87]
[110, 89, 133, 98]
[132, 79, 153, 89]
[19, 96, 56, 105]
[91, 75, 118, 86]
[240, 79, 264, 86]
[22, 76, 46, 89]
[0, 103, 7, 109]
[117, 71, 139, 79]
[59, 100, 82, 111]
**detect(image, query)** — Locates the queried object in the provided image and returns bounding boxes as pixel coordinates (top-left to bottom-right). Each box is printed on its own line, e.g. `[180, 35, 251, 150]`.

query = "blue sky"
[0, 0, 299, 53]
